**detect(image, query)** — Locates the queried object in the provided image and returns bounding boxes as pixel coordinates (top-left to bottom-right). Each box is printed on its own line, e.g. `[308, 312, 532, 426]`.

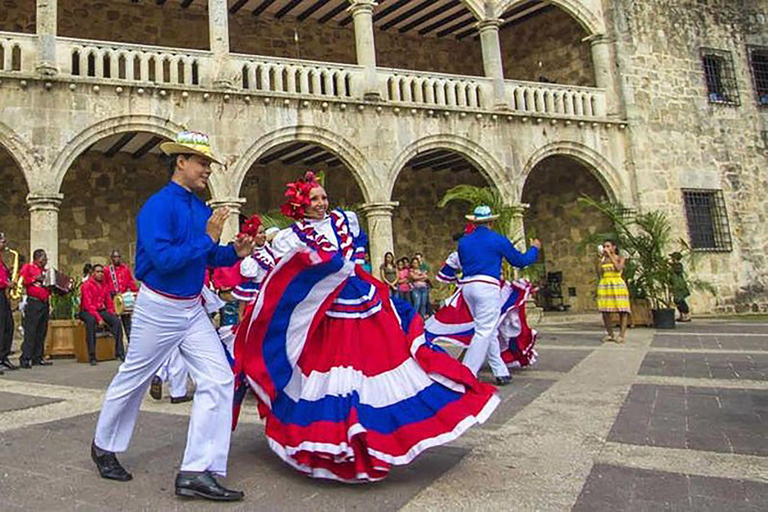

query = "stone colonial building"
[0, 0, 766, 313]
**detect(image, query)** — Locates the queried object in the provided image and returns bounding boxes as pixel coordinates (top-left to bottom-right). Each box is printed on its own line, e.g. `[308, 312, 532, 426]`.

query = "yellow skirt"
[597, 271, 631, 313]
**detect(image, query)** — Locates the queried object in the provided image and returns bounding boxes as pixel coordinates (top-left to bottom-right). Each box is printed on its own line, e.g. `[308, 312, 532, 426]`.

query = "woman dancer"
[233, 172, 499, 483]
[597, 239, 631, 343]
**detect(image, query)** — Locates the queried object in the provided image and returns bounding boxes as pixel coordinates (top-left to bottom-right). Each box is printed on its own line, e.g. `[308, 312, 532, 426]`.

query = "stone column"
[477, 18, 508, 110]
[27, 193, 63, 269]
[348, 0, 380, 100]
[360, 201, 398, 272]
[36, 0, 58, 77]
[587, 33, 620, 117]
[508, 203, 529, 251]
[208, 197, 246, 244]
[208, 0, 233, 89]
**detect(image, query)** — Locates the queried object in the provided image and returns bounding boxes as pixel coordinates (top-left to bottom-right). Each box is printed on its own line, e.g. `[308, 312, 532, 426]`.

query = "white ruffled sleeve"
[270, 227, 301, 260]
[344, 210, 361, 237]
[239, 256, 260, 279]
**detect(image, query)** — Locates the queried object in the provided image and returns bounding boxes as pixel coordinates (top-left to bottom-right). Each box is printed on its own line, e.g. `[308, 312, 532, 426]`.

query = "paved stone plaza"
[1, 319, 766, 511]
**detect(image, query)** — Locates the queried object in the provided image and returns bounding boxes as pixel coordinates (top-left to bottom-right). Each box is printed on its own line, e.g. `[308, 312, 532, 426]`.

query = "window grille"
[682, 189, 733, 252]
[701, 48, 740, 106]
[748, 46, 768, 106]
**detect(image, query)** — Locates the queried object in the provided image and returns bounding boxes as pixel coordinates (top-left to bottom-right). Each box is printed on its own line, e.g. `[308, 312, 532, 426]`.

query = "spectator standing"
[80, 264, 125, 365]
[670, 252, 691, 322]
[379, 252, 398, 294]
[105, 250, 139, 338]
[597, 240, 631, 343]
[396, 258, 412, 303]
[409, 257, 429, 317]
[18, 249, 51, 369]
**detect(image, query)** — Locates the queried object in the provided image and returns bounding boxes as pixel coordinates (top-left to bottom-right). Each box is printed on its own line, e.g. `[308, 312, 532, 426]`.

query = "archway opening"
[521, 155, 611, 312]
[499, 2, 595, 86]
[239, 141, 364, 221]
[0, 145, 30, 261]
[58, 131, 172, 276]
[392, 149, 489, 271]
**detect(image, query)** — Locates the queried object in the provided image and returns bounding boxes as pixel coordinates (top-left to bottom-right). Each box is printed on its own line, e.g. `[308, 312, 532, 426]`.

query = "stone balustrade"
[506, 80, 606, 118]
[233, 53, 359, 98]
[0, 31, 609, 120]
[57, 37, 212, 87]
[380, 68, 489, 109]
[0, 32, 36, 74]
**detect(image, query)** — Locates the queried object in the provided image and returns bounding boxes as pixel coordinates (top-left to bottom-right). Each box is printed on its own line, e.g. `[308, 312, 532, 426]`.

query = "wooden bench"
[44, 319, 116, 362]
[74, 329, 116, 363]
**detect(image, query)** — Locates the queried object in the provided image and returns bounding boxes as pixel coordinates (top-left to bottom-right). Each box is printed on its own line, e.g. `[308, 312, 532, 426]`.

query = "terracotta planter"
[44, 319, 83, 358]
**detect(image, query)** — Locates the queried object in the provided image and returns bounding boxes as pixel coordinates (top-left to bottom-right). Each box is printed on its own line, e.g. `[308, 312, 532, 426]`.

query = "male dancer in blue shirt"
[91, 132, 255, 502]
[459, 205, 541, 385]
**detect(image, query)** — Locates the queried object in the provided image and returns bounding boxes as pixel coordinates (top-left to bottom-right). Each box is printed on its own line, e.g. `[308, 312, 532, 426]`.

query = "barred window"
[701, 48, 740, 106]
[682, 190, 733, 252]
[748, 46, 768, 106]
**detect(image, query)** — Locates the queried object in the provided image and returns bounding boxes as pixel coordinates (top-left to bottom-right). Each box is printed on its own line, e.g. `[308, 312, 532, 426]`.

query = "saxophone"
[7, 248, 24, 301]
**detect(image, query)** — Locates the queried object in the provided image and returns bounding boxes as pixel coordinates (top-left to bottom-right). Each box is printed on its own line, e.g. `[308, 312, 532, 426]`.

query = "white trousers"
[155, 348, 190, 399]
[462, 280, 510, 378]
[94, 287, 234, 475]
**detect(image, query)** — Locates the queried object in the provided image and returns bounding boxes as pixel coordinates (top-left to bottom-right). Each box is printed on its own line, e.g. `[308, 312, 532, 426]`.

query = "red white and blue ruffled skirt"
[233, 249, 499, 483]
[425, 280, 539, 369]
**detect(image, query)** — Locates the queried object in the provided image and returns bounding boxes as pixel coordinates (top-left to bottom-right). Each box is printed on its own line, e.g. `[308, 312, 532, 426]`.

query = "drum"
[120, 291, 136, 312]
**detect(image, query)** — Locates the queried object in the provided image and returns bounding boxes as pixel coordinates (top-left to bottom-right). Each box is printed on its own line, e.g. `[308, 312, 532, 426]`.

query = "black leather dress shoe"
[495, 375, 512, 386]
[170, 395, 193, 404]
[34, 358, 53, 366]
[90, 358, 98, 366]
[1, 358, 18, 371]
[149, 376, 162, 400]
[19, 358, 32, 369]
[175, 471, 244, 501]
[91, 442, 133, 481]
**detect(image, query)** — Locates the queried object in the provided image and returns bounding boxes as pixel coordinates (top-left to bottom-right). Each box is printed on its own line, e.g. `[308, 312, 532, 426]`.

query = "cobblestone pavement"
[1, 319, 766, 511]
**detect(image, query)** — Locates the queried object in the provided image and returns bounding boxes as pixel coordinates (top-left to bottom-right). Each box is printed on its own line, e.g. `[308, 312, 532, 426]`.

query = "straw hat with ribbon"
[160, 131, 223, 165]
[465, 204, 499, 223]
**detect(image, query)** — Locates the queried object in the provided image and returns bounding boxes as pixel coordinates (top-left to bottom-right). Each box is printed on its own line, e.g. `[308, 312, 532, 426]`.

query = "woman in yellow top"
[597, 239, 631, 343]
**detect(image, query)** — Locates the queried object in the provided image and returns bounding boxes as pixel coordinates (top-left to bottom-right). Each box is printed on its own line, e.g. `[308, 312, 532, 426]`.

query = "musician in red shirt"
[19, 248, 52, 369]
[80, 264, 125, 365]
[105, 249, 139, 338]
[0, 233, 17, 372]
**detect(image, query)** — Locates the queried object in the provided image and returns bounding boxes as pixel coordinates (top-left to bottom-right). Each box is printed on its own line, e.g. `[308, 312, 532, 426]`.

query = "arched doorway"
[521, 155, 612, 312]
[0, 145, 30, 261]
[58, 131, 172, 276]
[239, 140, 365, 223]
[392, 149, 490, 270]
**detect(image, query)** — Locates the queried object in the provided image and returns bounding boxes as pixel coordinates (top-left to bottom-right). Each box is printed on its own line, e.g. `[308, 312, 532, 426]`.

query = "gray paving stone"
[608, 384, 768, 456]
[538, 332, 602, 347]
[0, 411, 468, 511]
[652, 333, 768, 351]
[481, 378, 556, 430]
[527, 349, 592, 373]
[1, 358, 121, 390]
[573, 464, 768, 512]
[640, 352, 767, 381]
[0, 391, 62, 413]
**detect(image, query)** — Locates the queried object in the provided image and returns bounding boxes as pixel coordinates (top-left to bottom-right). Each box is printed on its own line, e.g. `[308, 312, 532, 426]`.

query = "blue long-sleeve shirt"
[135, 182, 238, 298]
[457, 225, 538, 280]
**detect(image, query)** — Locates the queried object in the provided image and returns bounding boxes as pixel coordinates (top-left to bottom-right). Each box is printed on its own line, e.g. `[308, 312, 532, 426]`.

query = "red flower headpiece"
[280, 171, 321, 220]
[239, 213, 262, 238]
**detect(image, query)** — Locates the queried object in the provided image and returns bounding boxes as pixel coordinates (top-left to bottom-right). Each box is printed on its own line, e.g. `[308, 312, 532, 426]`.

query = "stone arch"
[0, 121, 36, 191]
[386, 134, 513, 203]
[49, 114, 189, 194]
[520, 141, 625, 204]
[231, 126, 377, 203]
[497, 0, 603, 35]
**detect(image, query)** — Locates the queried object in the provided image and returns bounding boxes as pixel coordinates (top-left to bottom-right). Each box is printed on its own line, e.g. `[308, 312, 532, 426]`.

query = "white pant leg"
[94, 289, 193, 452]
[167, 349, 190, 399]
[178, 304, 234, 476]
[462, 281, 508, 377]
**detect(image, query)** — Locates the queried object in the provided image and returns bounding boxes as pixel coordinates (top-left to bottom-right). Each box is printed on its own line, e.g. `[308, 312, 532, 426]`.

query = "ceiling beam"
[282, 146, 325, 165]
[304, 151, 338, 166]
[252, 0, 277, 17]
[436, 15, 475, 38]
[318, 1, 350, 24]
[276, 0, 304, 19]
[373, 0, 410, 22]
[297, 0, 331, 21]
[325, 158, 342, 167]
[411, 153, 465, 170]
[398, 0, 461, 34]
[419, 8, 469, 36]
[432, 158, 473, 171]
[229, 0, 250, 14]
[105, 132, 137, 158]
[258, 142, 307, 164]
[407, 149, 447, 166]
[379, 0, 433, 31]
[455, 26, 476, 40]
[131, 135, 163, 159]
